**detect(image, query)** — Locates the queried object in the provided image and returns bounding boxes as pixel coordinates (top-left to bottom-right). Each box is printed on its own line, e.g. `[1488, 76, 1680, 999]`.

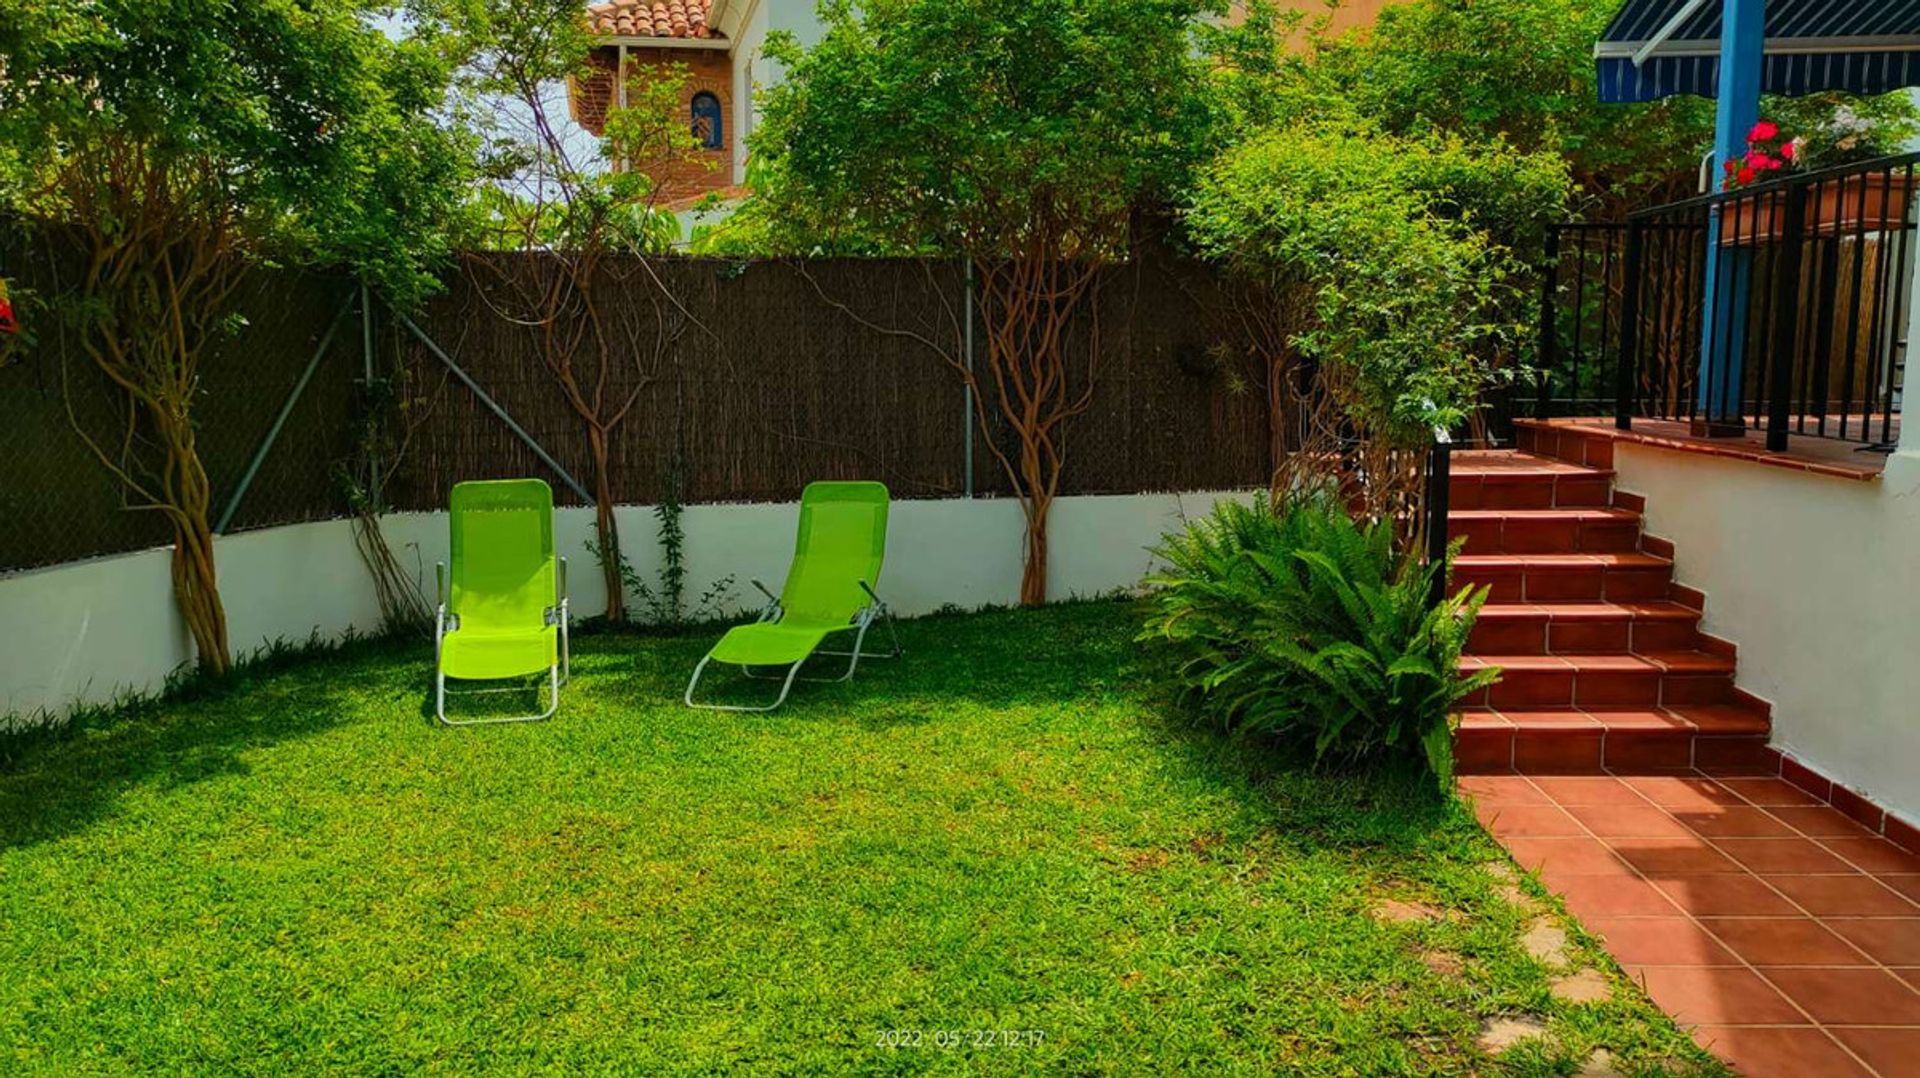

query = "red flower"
[1736, 166, 1756, 185]
[1748, 153, 1778, 171]
[0, 298, 16, 335]
[1749, 120, 1779, 142]
[1780, 141, 1797, 161]
[1724, 159, 1738, 174]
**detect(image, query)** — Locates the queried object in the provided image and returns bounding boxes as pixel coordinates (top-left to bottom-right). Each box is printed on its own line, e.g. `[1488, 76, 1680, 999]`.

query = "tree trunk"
[160, 384, 231, 673]
[1019, 505, 1050, 606]
[1018, 430, 1053, 605]
[588, 425, 626, 623]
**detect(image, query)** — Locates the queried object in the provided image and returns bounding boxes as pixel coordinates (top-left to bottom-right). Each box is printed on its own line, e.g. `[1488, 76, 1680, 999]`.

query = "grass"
[0, 601, 1722, 1075]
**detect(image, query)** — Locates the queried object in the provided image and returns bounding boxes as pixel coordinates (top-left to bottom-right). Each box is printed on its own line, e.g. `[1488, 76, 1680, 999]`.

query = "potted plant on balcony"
[1720, 118, 1914, 244]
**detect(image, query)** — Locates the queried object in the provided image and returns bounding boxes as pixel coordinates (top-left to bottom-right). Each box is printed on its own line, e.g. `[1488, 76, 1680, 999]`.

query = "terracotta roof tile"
[586, 0, 718, 40]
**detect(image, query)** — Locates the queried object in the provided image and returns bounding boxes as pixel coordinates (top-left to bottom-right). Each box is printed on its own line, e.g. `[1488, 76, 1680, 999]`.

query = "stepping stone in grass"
[1477, 1014, 1550, 1053]
[1419, 949, 1467, 977]
[1574, 1048, 1626, 1077]
[1521, 919, 1571, 967]
[1550, 969, 1612, 1004]
[1373, 898, 1444, 923]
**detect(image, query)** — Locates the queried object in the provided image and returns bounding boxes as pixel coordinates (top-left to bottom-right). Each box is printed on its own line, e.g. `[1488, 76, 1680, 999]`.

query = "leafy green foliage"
[745, 0, 1215, 256]
[1213, 0, 1917, 213]
[0, 0, 474, 306]
[1186, 126, 1568, 442]
[1140, 497, 1495, 788]
[445, 0, 690, 254]
[0, 604, 1718, 1073]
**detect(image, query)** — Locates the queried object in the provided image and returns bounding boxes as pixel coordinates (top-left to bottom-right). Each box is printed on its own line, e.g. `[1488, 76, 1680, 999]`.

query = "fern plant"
[1139, 495, 1495, 789]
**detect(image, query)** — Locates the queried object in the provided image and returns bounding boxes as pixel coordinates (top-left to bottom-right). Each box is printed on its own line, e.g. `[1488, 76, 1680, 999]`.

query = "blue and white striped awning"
[1596, 0, 1920, 103]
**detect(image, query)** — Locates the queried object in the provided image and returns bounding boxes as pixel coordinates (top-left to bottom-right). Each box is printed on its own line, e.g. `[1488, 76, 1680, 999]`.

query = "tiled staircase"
[1451, 432, 1772, 774]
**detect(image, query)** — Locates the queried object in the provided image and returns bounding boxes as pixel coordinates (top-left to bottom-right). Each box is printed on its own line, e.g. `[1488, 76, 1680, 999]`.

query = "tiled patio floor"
[1463, 771, 1920, 1077]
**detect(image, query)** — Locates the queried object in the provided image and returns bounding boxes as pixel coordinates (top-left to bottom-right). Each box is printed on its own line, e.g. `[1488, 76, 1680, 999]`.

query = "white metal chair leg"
[685, 654, 804, 712]
[435, 663, 560, 726]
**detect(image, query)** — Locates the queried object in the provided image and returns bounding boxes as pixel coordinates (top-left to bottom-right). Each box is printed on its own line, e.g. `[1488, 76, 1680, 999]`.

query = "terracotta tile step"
[1454, 704, 1772, 774]
[1454, 553, 1674, 603]
[1467, 601, 1702, 655]
[1459, 651, 1736, 710]
[1449, 465, 1615, 510]
[1448, 507, 1643, 554]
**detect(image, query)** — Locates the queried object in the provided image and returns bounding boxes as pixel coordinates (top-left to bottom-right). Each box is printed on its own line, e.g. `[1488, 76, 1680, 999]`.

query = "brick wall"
[573, 46, 735, 204]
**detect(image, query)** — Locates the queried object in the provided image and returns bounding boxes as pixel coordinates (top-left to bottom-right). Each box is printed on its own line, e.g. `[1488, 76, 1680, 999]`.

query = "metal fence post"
[395, 311, 595, 504]
[1766, 181, 1809, 452]
[1614, 220, 1645, 431]
[963, 258, 975, 499]
[214, 297, 355, 534]
[1425, 428, 1453, 610]
[1536, 226, 1559, 419]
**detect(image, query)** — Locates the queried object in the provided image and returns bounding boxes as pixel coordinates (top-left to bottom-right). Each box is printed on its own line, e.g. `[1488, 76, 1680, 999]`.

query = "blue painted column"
[1697, 0, 1764, 433]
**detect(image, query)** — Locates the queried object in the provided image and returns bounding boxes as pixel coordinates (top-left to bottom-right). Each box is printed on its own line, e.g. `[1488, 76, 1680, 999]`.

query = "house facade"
[568, 0, 826, 214]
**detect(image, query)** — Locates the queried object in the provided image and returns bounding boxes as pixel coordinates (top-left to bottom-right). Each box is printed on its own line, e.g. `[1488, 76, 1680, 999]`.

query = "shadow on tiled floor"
[1463, 771, 1920, 1078]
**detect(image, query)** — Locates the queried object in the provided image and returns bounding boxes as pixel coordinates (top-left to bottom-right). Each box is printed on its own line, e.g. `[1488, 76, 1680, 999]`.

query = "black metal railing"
[1423, 422, 1452, 609]
[1531, 152, 1915, 451]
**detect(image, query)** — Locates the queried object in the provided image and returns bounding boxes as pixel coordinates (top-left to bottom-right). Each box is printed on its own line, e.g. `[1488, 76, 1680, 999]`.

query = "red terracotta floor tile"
[1828, 1027, 1920, 1077]
[1502, 836, 1635, 876]
[1481, 804, 1586, 838]
[1884, 875, 1920, 904]
[1893, 967, 1920, 992]
[1551, 874, 1680, 919]
[1625, 774, 1746, 810]
[1768, 875, 1920, 917]
[1820, 837, 1920, 875]
[1676, 806, 1799, 839]
[1612, 837, 1745, 877]
[1528, 775, 1642, 805]
[1581, 916, 1739, 966]
[1762, 968, 1920, 1025]
[1822, 918, 1920, 966]
[1651, 875, 1799, 917]
[1719, 778, 1826, 806]
[1458, 775, 1549, 806]
[1687, 1027, 1871, 1078]
[1566, 803, 1696, 839]
[1766, 805, 1884, 839]
[1717, 838, 1861, 875]
[1699, 918, 1872, 967]
[1625, 965, 1804, 1027]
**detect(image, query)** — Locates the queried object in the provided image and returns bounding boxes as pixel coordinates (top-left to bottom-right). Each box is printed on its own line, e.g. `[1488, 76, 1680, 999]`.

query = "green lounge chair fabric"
[435, 479, 569, 725]
[686, 481, 899, 710]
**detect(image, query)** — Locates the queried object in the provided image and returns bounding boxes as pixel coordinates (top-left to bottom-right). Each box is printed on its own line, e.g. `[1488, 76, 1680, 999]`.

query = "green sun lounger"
[434, 479, 570, 726]
[685, 481, 900, 711]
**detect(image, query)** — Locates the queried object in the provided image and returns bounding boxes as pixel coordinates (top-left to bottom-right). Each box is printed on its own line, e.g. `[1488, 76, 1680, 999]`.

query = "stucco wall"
[0, 490, 1248, 722]
[1614, 445, 1920, 823]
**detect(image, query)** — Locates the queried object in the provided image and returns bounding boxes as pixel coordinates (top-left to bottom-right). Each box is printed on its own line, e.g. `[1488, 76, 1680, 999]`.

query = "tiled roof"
[586, 0, 718, 39]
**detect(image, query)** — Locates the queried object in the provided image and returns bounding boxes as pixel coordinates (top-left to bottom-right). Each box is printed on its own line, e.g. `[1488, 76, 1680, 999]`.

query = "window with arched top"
[690, 92, 723, 151]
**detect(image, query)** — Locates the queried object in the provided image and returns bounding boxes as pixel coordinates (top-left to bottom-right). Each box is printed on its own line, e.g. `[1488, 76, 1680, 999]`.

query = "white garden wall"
[0, 490, 1249, 721]
[1614, 444, 1920, 823]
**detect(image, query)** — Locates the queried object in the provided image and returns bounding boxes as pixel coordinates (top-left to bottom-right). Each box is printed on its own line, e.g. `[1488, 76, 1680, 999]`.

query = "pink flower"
[1749, 120, 1779, 142]
[1780, 140, 1797, 161]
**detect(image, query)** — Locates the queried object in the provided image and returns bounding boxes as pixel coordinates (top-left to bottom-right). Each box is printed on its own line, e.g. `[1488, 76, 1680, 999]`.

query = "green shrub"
[1139, 496, 1495, 789]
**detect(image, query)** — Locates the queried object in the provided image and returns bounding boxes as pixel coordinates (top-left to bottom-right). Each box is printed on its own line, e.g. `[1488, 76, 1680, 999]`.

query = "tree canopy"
[0, 0, 473, 305]
[724, 0, 1216, 257]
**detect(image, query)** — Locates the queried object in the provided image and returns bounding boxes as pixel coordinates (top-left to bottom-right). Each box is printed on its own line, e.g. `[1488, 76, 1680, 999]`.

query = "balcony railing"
[1528, 152, 1916, 451]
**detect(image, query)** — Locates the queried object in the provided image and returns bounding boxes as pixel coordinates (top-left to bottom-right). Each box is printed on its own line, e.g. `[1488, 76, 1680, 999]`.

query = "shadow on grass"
[0, 599, 1461, 861]
[0, 632, 428, 852]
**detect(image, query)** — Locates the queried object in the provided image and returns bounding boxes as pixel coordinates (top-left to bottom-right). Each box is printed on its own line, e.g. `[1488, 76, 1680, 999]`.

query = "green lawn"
[0, 603, 1719, 1075]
